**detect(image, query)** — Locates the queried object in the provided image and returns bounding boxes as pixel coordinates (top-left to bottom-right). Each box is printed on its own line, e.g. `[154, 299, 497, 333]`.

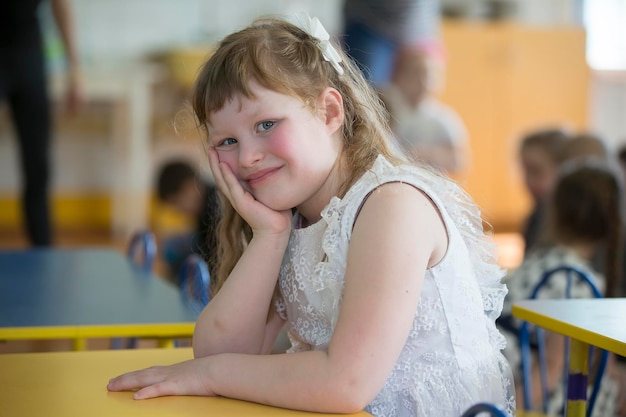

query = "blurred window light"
[584, 0, 626, 70]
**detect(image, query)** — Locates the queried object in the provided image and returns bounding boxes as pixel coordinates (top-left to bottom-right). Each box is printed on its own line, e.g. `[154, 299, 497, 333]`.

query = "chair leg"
[73, 338, 87, 351]
[566, 339, 589, 417]
[157, 338, 176, 348]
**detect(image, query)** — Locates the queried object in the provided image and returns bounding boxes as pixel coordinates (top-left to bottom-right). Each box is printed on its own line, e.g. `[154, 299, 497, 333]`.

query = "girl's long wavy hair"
[191, 17, 404, 297]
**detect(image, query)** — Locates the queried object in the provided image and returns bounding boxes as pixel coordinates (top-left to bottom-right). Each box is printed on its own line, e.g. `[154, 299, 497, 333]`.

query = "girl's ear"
[319, 87, 344, 135]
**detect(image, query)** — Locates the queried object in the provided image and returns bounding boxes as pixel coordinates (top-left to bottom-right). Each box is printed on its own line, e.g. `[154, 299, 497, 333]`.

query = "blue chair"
[179, 254, 211, 313]
[126, 230, 157, 273]
[519, 265, 608, 417]
[460, 402, 509, 417]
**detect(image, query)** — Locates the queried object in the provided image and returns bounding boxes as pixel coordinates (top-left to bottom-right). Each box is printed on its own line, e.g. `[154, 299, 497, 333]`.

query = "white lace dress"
[276, 156, 515, 417]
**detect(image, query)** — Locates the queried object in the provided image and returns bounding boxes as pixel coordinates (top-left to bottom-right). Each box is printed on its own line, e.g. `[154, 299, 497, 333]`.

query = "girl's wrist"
[251, 230, 291, 248]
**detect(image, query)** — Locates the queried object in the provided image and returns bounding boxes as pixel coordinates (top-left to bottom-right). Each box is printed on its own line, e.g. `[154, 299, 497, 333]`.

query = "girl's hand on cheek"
[107, 358, 215, 399]
[208, 148, 292, 238]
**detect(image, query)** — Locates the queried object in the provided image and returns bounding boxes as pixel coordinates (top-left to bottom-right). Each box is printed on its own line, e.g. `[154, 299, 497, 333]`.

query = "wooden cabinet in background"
[439, 21, 589, 232]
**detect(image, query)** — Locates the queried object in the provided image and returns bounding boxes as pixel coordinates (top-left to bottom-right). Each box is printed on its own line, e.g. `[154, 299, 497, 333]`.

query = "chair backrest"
[127, 230, 157, 273]
[460, 402, 509, 417]
[179, 254, 211, 313]
[519, 265, 608, 417]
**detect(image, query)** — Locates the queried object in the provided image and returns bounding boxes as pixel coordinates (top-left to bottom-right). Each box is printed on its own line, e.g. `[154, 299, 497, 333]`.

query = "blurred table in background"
[0, 248, 196, 350]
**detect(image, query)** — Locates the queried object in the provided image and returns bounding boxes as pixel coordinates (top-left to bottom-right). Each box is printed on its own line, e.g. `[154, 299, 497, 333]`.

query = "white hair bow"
[293, 12, 344, 75]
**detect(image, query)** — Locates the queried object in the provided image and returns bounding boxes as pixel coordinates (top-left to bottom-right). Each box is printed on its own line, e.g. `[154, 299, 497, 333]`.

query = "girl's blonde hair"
[191, 17, 403, 296]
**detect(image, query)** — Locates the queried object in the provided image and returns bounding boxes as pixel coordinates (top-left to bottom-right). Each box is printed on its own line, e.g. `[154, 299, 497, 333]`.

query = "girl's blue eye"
[220, 138, 237, 146]
[258, 121, 275, 132]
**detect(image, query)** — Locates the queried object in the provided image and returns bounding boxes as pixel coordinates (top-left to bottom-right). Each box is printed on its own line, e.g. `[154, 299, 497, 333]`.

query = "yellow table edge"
[512, 303, 626, 356]
[0, 325, 79, 339]
[0, 323, 195, 340]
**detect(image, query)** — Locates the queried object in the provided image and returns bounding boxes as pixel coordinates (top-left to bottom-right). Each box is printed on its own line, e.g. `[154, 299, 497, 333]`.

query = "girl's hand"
[107, 358, 214, 399]
[208, 148, 292, 238]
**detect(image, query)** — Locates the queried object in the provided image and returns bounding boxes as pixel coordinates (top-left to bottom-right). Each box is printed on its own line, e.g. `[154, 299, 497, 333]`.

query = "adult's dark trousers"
[0, 42, 52, 246]
[342, 20, 398, 88]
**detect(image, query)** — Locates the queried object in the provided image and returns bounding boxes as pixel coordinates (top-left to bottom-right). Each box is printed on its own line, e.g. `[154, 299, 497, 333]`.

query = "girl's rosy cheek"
[267, 130, 295, 156]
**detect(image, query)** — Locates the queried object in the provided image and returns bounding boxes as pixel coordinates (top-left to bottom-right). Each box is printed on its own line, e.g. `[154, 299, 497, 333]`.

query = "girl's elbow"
[327, 393, 372, 414]
[191, 317, 230, 357]
[336, 399, 371, 415]
[326, 376, 377, 413]
[192, 342, 209, 358]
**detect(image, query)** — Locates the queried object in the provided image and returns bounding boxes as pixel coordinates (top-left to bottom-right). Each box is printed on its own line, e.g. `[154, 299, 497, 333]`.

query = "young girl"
[499, 158, 624, 415]
[108, 14, 514, 416]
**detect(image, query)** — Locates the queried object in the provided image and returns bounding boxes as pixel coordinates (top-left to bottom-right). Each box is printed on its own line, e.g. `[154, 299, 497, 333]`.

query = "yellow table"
[512, 298, 626, 417]
[0, 348, 372, 417]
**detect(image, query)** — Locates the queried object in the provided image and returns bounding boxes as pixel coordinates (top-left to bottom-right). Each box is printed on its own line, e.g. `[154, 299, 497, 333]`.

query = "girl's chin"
[254, 195, 294, 213]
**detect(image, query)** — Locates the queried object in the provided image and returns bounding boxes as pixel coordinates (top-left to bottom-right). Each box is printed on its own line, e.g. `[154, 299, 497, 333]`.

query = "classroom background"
[1, 0, 625, 271]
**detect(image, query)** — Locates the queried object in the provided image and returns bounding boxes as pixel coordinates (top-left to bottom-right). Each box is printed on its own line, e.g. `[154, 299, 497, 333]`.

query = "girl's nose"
[238, 139, 264, 168]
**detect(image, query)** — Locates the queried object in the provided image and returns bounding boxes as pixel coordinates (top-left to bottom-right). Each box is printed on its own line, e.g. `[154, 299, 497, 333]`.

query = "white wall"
[590, 71, 626, 148]
[71, 0, 342, 67]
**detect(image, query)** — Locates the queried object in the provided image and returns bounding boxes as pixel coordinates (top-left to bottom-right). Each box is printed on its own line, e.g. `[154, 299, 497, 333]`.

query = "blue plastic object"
[460, 402, 509, 417]
[179, 254, 211, 313]
[126, 230, 157, 273]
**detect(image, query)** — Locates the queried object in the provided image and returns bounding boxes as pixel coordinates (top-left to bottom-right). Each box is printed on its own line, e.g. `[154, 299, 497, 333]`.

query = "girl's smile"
[245, 166, 282, 187]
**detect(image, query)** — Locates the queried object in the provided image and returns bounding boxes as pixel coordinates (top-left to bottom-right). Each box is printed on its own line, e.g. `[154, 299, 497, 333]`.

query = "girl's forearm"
[193, 234, 289, 356]
[206, 351, 370, 414]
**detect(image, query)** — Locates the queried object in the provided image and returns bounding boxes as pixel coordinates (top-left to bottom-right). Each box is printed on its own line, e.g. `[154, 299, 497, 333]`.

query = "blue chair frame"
[179, 254, 211, 313]
[519, 265, 608, 417]
[126, 230, 157, 273]
[460, 402, 509, 417]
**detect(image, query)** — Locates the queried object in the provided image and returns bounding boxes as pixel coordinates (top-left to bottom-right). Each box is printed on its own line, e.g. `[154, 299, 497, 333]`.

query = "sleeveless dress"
[276, 155, 515, 417]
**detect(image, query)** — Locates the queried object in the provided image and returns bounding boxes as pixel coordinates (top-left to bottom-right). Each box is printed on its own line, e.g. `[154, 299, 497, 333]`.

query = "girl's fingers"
[207, 148, 252, 210]
[133, 383, 168, 400]
[219, 163, 248, 203]
[108, 359, 214, 399]
[107, 368, 164, 392]
[207, 148, 229, 196]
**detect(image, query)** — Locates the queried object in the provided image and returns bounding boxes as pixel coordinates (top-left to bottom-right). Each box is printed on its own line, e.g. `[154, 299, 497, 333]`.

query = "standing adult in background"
[0, 0, 82, 246]
[341, 0, 442, 88]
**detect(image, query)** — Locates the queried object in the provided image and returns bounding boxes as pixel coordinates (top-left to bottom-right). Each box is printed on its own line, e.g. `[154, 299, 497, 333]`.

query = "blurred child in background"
[380, 43, 468, 176]
[517, 128, 570, 254]
[156, 160, 220, 282]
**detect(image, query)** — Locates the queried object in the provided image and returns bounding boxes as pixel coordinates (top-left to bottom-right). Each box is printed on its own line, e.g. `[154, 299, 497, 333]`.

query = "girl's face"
[520, 145, 558, 202]
[207, 82, 344, 222]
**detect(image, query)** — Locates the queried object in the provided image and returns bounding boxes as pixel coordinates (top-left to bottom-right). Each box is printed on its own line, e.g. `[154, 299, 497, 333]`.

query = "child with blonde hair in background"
[108, 14, 514, 416]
